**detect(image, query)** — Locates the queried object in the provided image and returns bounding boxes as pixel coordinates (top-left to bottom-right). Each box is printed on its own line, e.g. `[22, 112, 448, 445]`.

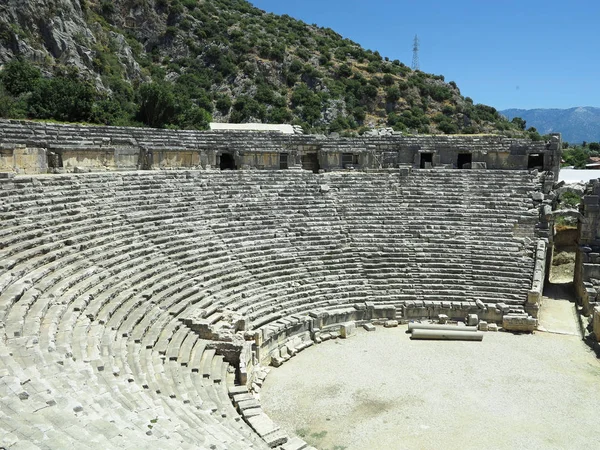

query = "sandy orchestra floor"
[261, 292, 599, 450]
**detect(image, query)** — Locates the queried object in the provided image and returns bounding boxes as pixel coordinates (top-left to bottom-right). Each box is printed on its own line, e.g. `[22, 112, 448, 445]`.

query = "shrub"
[28, 75, 97, 123]
[0, 58, 41, 96]
[136, 82, 178, 128]
[289, 59, 303, 73]
[230, 95, 266, 122]
[255, 84, 276, 104]
[385, 86, 401, 103]
[511, 116, 526, 130]
[560, 191, 581, 208]
[337, 64, 352, 78]
[438, 121, 458, 134]
[442, 105, 455, 115]
[178, 104, 211, 130]
[382, 74, 394, 86]
[561, 147, 588, 168]
[268, 106, 292, 123]
[0, 85, 27, 119]
[181, 0, 197, 10]
[361, 84, 378, 101]
[353, 106, 366, 123]
[216, 95, 232, 114]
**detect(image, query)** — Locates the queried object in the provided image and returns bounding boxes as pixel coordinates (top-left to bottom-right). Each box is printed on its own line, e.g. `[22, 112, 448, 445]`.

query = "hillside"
[502, 107, 600, 144]
[0, 0, 528, 136]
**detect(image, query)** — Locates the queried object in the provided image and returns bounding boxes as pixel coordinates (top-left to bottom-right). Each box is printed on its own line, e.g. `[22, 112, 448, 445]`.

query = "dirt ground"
[261, 278, 600, 450]
[549, 251, 575, 284]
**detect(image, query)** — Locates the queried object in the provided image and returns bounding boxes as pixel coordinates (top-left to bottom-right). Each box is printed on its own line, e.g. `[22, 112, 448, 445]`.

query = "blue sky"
[250, 0, 600, 110]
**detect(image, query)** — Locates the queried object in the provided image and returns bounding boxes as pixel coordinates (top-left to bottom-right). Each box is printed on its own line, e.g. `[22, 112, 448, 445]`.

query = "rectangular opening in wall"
[342, 153, 359, 169]
[279, 153, 288, 170]
[219, 153, 236, 170]
[301, 153, 320, 173]
[420, 153, 433, 169]
[457, 153, 472, 169]
[528, 153, 544, 169]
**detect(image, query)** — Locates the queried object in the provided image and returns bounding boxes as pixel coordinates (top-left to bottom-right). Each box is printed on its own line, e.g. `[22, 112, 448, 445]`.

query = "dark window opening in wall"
[457, 153, 472, 169]
[302, 153, 320, 173]
[528, 153, 544, 169]
[47, 151, 63, 169]
[279, 153, 289, 170]
[420, 153, 433, 169]
[220, 153, 236, 170]
[342, 153, 359, 168]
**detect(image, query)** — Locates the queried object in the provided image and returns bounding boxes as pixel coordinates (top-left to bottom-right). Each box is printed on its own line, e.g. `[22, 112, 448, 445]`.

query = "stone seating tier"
[0, 119, 551, 158]
[0, 169, 544, 449]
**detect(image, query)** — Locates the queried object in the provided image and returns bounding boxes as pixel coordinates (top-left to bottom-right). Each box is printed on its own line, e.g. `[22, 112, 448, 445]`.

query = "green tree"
[0, 58, 41, 96]
[177, 104, 211, 130]
[137, 82, 178, 127]
[385, 86, 401, 103]
[0, 85, 27, 119]
[511, 117, 526, 130]
[562, 147, 588, 168]
[28, 75, 96, 122]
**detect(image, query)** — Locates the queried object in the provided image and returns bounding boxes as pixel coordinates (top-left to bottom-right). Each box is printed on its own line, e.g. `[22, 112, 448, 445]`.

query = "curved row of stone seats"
[1, 168, 540, 312]
[109, 172, 373, 331]
[0, 176, 270, 448]
[1, 169, 539, 336]
[325, 170, 540, 309]
[0, 120, 296, 157]
[0, 168, 543, 448]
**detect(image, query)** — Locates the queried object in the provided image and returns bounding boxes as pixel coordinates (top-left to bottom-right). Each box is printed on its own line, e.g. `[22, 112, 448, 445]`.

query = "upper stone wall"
[0, 119, 562, 175]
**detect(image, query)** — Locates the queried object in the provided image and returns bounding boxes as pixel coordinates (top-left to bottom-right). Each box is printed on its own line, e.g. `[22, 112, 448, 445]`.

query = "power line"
[412, 34, 420, 71]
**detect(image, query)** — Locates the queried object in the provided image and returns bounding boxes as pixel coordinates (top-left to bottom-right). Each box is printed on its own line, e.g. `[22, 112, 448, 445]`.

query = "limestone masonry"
[0, 120, 568, 449]
[0, 119, 561, 175]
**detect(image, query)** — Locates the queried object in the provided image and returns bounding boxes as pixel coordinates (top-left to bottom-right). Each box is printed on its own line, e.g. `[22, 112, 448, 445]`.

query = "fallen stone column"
[410, 329, 484, 341]
[408, 323, 478, 333]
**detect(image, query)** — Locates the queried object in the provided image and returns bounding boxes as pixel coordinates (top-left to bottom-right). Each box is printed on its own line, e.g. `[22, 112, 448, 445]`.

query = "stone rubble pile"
[362, 127, 401, 137]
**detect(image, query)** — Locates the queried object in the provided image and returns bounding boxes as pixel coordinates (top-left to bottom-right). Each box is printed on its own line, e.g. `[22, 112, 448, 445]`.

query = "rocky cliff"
[0, 0, 526, 135]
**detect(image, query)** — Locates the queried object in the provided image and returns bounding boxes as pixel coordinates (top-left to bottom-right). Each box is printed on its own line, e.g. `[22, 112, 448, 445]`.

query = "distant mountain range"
[501, 107, 600, 144]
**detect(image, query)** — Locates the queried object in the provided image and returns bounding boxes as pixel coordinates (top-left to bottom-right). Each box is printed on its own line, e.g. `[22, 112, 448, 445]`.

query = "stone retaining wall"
[574, 179, 600, 345]
[0, 119, 562, 175]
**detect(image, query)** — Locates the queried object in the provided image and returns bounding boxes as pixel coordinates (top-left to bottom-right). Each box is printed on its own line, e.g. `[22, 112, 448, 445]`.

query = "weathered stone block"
[363, 323, 376, 332]
[478, 321, 488, 331]
[438, 314, 448, 324]
[384, 320, 399, 328]
[466, 314, 479, 326]
[502, 314, 537, 332]
[340, 322, 356, 338]
[496, 303, 510, 313]
[593, 306, 600, 342]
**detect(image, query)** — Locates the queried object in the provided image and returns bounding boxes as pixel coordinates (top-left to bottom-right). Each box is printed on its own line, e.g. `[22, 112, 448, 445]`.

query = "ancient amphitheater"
[2, 120, 600, 449]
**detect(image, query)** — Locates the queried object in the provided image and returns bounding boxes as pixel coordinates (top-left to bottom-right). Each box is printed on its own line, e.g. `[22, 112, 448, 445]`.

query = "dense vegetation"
[0, 0, 533, 135]
[561, 141, 600, 169]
